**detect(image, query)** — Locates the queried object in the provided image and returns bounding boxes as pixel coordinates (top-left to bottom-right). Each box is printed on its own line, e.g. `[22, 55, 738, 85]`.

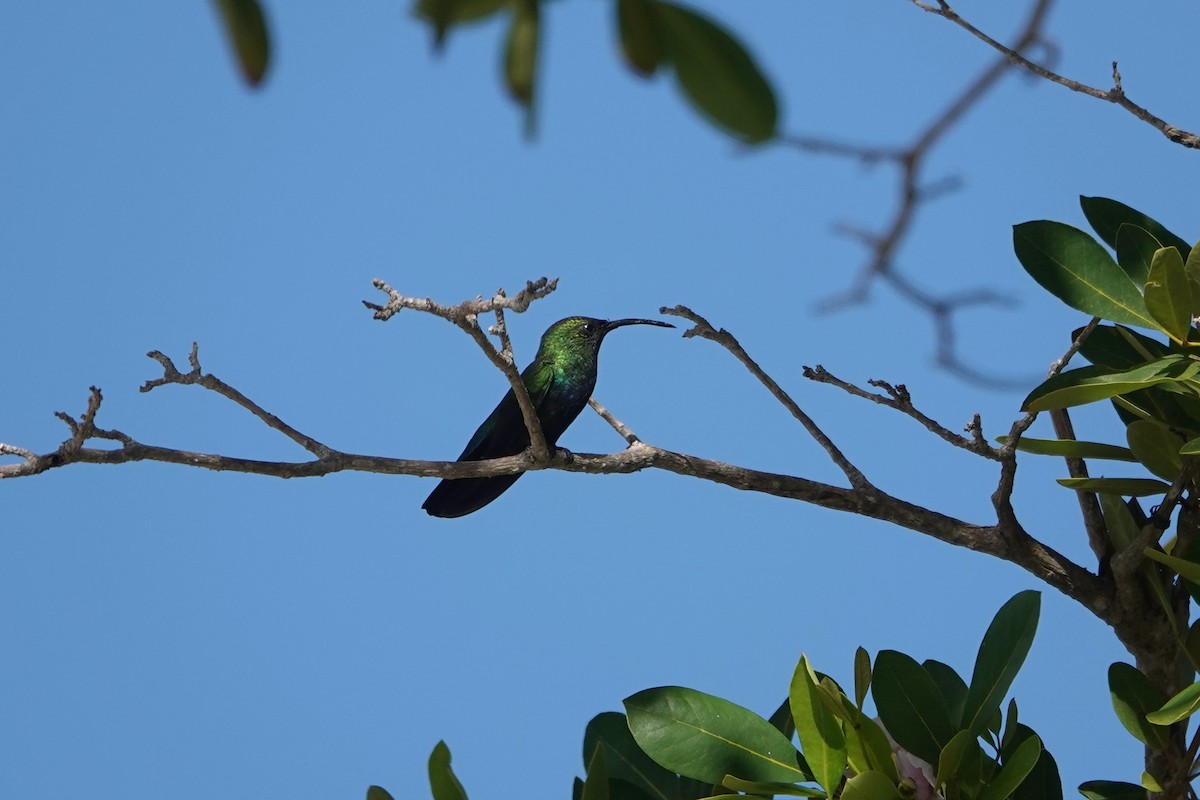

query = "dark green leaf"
[624, 687, 807, 785]
[1114, 223, 1162, 288]
[1107, 663, 1170, 751]
[962, 591, 1040, 739]
[1181, 436, 1200, 455]
[935, 730, 974, 789]
[428, 741, 470, 800]
[1184, 241, 1200, 306]
[584, 713, 681, 800]
[1022, 355, 1196, 412]
[1080, 196, 1191, 255]
[840, 770, 899, 800]
[921, 660, 967, 727]
[871, 650, 956, 766]
[768, 696, 796, 741]
[844, 715, 899, 783]
[978, 735, 1040, 800]
[213, 0, 270, 86]
[367, 786, 396, 800]
[414, 0, 509, 47]
[790, 656, 847, 794]
[584, 745, 613, 800]
[1077, 324, 1167, 369]
[1126, 420, 1184, 482]
[996, 435, 1135, 461]
[1145, 246, 1194, 343]
[608, 780, 659, 800]
[1078, 781, 1145, 800]
[652, 1, 777, 143]
[1001, 725, 1062, 800]
[1143, 549, 1200, 583]
[1013, 221, 1154, 328]
[617, 0, 662, 76]
[1059, 477, 1171, 496]
[720, 776, 826, 797]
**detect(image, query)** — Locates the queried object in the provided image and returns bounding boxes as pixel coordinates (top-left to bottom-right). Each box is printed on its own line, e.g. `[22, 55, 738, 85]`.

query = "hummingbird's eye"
[581, 322, 594, 334]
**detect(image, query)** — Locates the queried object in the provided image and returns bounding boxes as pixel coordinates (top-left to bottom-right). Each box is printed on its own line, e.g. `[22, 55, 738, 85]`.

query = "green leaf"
[1078, 780, 1146, 800]
[935, 730, 975, 790]
[1146, 680, 1200, 724]
[854, 647, 872, 711]
[367, 786, 396, 800]
[1080, 196, 1191, 256]
[720, 776, 826, 797]
[921, 660, 967, 727]
[213, 0, 271, 86]
[995, 435, 1136, 461]
[651, 1, 778, 143]
[624, 687, 808, 785]
[1058, 477, 1170, 496]
[413, 0, 509, 47]
[584, 713, 682, 800]
[1022, 355, 1194, 412]
[1013, 221, 1154, 328]
[840, 770, 900, 800]
[768, 696, 796, 741]
[790, 656, 847, 795]
[617, 0, 662, 76]
[845, 715, 899, 783]
[1126, 420, 1184, 482]
[1114, 223, 1163, 288]
[584, 745, 613, 800]
[978, 735, 1040, 800]
[961, 591, 1040, 739]
[1181, 436, 1200, 455]
[1107, 663, 1170, 751]
[504, 1, 539, 106]
[871, 650, 956, 766]
[1143, 548, 1200, 581]
[1077, 324, 1168, 369]
[428, 741, 470, 800]
[1141, 772, 1163, 793]
[1145, 246, 1195, 343]
[1001, 725, 1062, 800]
[1184, 241, 1200, 306]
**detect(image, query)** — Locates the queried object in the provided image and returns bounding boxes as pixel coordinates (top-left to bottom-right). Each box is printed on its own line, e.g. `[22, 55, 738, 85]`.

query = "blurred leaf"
[505, 0, 539, 115]
[1181, 436, 1200, 454]
[624, 687, 808, 785]
[854, 647, 872, 711]
[1078, 780, 1146, 800]
[840, 770, 899, 800]
[871, 650, 955, 766]
[584, 745, 613, 800]
[1022, 355, 1197, 412]
[1185, 241, 1200, 304]
[1146, 680, 1200, 724]
[1107, 663, 1170, 751]
[652, 1, 778, 143]
[213, 0, 271, 86]
[1080, 196, 1191, 255]
[996, 435, 1135, 461]
[1059, 477, 1170, 496]
[609, 781, 659, 800]
[790, 656, 847, 794]
[1013, 221, 1154, 328]
[1001, 725, 1062, 800]
[1141, 772, 1163, 792]
[720, 776, 826, 797]
[1001, 698, 1019, 750]
[1097, 495, 1174, 620]
[1077, 324, 1167, 369]
[1126, 420, 1184, 481]
[1145, 246, 1194, 343]
[428, 741, 470, 800]
[769, 696, 796, 741]
[1143, 549, 1200, 582]
[921, 660, 967, 726]
[414, 0, 509, 47]
[1114, 223, 1162, 288]
[962, 591, 1040, 739]
[584, 713, 682, 800]
[617, 0, 662, 75]
[978, 735, 1040, 800]
[367, 786, 396, 800]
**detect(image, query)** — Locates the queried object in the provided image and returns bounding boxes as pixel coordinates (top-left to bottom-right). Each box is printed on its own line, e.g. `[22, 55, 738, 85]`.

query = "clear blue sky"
[3, 2, 1198, 797]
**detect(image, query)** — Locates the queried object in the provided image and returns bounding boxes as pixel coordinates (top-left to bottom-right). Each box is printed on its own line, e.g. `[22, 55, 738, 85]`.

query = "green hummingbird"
[422, 316, 674, 517]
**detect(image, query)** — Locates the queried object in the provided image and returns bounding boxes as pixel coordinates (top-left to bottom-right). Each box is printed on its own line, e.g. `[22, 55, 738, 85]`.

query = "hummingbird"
[422, 315, 674, 518]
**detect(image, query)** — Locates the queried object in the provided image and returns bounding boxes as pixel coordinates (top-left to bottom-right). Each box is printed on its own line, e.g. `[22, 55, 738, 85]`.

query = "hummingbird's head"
[539, 316, 674, 361]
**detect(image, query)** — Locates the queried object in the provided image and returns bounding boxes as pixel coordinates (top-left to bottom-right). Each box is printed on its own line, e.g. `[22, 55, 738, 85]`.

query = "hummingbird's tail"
[421, 473, 525, 518]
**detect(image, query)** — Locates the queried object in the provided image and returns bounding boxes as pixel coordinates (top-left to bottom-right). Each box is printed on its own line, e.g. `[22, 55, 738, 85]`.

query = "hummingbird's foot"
[554, 446, 575, 464]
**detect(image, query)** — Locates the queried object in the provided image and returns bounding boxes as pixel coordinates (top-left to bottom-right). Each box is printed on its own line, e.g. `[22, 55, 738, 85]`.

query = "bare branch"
[661, 305, 872, 490]
[910, 0, 1200, 149]
[364, 277, 558, 461]
[588, 397, 640, 445]
[803, 365, 1000, 460]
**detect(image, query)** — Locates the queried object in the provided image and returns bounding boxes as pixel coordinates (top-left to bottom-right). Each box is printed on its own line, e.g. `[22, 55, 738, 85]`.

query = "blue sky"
[3, 2, 1199, 797]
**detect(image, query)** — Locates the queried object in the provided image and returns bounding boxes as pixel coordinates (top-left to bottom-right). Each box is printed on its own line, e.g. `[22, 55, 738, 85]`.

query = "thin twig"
[588, 397, 639, 445]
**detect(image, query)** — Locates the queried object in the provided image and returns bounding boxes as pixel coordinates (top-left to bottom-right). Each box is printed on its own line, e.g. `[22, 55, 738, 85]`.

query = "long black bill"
[603, 318, 675, 332]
